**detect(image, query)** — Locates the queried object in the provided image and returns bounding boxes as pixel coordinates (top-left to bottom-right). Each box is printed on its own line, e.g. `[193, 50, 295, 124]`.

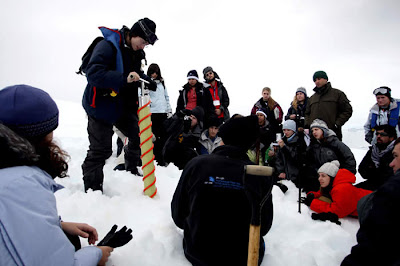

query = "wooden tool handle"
[247, 225, 261, 266]
[245, 165, 274, 176]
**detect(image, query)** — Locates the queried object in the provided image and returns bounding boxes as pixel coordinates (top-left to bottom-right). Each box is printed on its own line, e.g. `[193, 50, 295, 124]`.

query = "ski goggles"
[373, 87, 391, 96]
[138, 20, 158, 45]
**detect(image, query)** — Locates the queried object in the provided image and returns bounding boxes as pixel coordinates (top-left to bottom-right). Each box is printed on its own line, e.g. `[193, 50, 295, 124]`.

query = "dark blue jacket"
[82, 26, 146, 124]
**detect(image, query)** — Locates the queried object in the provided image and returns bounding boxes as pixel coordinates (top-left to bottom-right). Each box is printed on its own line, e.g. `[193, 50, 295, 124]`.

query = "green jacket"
[305, 82, 352, 140]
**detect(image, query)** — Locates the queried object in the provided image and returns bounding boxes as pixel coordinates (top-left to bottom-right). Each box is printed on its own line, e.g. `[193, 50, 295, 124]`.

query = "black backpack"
[76, 36, 104, 75]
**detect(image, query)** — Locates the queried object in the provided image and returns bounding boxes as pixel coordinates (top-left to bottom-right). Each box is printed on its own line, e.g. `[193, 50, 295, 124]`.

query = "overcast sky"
[1, 0, 399, 126]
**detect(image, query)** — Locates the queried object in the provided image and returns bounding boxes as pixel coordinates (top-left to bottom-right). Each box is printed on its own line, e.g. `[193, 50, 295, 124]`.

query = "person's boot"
[275, 182, 288, 194]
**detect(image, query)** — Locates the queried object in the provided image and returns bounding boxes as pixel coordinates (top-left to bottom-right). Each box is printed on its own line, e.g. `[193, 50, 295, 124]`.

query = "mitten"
[311, 212, 341, 225]
[300, 193, 314, 206]
[98, 225, 133, 248]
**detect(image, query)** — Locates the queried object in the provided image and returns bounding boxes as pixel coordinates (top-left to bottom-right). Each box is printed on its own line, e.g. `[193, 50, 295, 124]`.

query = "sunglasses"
[376, 132, 389, 137]
[206, 72, 213, 77]
[138, 20, 158, 45]
[373, 87, 390, 95]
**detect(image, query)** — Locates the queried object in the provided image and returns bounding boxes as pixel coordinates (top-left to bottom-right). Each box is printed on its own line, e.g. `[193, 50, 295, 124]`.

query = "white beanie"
[282, 119, 297, 132]
[318, 160, 340, 177]
[255, 109, 267, 118]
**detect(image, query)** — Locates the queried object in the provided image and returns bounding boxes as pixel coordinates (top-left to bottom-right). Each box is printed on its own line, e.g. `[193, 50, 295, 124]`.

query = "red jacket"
[309, 169, 372, 218]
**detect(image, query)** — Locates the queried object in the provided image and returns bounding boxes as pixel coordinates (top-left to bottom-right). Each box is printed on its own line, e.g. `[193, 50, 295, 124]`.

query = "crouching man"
[171, 115, 274, 266]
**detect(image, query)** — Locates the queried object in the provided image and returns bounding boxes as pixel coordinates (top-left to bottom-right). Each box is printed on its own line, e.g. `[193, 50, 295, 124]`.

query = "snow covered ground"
[54, 100, 369, 266]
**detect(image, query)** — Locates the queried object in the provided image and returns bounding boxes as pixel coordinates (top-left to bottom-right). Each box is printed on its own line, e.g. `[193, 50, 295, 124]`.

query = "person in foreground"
[0, 85, 113, 265]
[341, 137, 400, 266]
[302, 160, 372, 219]
[171, 115, 273, 266]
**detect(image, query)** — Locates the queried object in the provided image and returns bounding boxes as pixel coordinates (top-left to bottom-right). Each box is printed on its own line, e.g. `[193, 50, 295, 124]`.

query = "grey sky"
[1, 0, 399, 126]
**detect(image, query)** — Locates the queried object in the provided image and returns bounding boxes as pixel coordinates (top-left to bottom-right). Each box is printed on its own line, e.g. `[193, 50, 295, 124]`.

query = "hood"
[332, 169, 356, 186]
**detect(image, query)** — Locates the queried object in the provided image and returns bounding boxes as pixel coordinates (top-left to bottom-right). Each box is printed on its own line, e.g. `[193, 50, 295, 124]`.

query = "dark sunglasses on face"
[376, 132, 389, 137]
[206, 72, 213, 77]
[138, 20, 158, 45]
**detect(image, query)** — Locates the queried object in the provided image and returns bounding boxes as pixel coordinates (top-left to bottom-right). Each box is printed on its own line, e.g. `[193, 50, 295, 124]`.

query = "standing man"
[81, 18, 158, 192]
[304, 71, 352, 140]
[341, 137, 400, 266]
[357, 124, 397, 191]
[171, 115, 273, 265]
[202, 66, 230, 124]
[364, 86, 400, 144]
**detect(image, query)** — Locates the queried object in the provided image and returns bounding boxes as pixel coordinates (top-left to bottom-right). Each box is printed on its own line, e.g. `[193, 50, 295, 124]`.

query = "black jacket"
[207, 79, 230, 121]
[306, 135, 357, 174]
[275, 133, 308, 181]
[341, 170, 400, 266]
[171, 145, 273, 266]
[176, 82, 215, 122]
[357, 146, 394, 190]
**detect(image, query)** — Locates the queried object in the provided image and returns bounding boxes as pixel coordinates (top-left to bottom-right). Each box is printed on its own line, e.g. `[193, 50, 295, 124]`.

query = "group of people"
[1, 15, 400, 266]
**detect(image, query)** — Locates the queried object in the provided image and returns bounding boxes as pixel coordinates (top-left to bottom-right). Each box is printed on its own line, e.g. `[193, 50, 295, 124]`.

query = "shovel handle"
[245, 165, 274, 176]
[247, 224, 261, 266]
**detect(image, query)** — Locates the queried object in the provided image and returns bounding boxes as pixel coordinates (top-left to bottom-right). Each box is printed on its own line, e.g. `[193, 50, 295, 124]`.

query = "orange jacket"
[309, 169, 372, 218]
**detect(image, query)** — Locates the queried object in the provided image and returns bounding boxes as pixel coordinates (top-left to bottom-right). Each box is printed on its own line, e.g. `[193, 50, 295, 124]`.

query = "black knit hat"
[313, 71, 328, 82]
[0, 85, 59, 138]
[191, 106, 204, 122]
[219, 115, 260, 150]
[187, 70, 199, 81]
[130, 18, 158, 45]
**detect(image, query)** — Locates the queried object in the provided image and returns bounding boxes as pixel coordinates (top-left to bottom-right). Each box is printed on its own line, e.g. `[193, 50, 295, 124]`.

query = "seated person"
[304, 119, 356, 192]
[171, 115, 273, 266]
[163, 106, 204, 169]
[356, 124, 397, 190]
[341, 137, 400, 266]
[198, 117, 222, 155]
[275, 119, 308, 187]
[0, 85, 113, 265]
[303, 160, 372, 218]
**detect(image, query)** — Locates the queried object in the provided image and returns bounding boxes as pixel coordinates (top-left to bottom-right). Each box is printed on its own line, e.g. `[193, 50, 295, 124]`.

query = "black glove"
[311, 212, 341, 225]
[145, 79, 157, 91]
[300, 193, 314, 206]
[183, 116, 192, 133]
[365, 130, 373, 144]
[177, 109, 191, 118]
[98, 225, 133, 248]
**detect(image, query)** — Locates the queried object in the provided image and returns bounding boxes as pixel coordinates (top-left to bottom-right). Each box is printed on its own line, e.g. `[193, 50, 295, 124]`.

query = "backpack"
[76, 36, 104, 75]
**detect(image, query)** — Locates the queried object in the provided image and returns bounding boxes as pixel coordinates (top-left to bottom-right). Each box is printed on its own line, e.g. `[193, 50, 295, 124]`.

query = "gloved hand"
[97, 225, 133, 248]
[183, 116, 191, 133]
[365, 130, 373, 144]
[311, 212, 341, 225]
[177, 109, 191, 118]
[300, 193, 314, 206]
[167, 112, 173, 119]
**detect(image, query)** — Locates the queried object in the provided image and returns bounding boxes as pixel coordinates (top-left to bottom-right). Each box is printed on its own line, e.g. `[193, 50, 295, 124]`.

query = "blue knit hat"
[0, 85, 59, 138]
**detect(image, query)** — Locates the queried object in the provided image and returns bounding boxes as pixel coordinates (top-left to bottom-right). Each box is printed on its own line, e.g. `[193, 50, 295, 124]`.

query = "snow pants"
[82, 114, 141, 192]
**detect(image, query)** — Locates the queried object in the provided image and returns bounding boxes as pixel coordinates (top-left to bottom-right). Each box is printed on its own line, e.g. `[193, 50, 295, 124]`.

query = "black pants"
[151, 113, 168, 165]
[82, 114, 140, 191]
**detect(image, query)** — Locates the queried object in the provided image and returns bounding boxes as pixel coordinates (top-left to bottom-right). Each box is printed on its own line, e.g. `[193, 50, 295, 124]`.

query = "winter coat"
[364, 99, 400, 144]
[308, 169, 372, 218]
[163, 115, 203, 169]
[251, 98, 284, 134]
[341, 170, 400, 266]
[284, 98, 308, 128]
[82, 26, 149, 124]
[171, 145, 273, 266]
[207, 79, 230, 121]
[306, 132, 357, 175]
[357, 143, 394, 191]
[0, 126, 102, 266]
[176, 82, 215, 121]
[275, 133, 308, 181]
[305, 82, 352, 140]
[149, 79, 172, 114]
[198, 130, 222, 155]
